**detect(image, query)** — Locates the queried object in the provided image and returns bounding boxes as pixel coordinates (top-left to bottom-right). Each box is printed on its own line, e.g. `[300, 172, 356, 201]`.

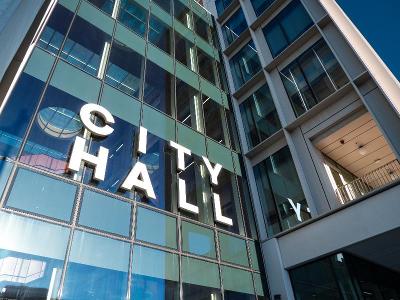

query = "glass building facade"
[0, 0, 268, 299]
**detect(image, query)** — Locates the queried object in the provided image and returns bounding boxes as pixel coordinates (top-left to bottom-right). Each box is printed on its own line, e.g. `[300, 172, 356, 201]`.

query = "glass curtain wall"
[222, 8, 248, 46]
[280, 39, 349, 116]
[250, 0, 275, 17]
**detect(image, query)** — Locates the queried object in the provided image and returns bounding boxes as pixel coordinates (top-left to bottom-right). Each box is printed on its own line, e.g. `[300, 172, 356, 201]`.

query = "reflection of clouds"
[0, 257, 45, 283]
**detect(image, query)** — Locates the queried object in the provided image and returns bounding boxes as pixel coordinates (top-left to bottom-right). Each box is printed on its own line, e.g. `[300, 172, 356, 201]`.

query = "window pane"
[61, 16, 111, 76]
[176, 79, 203, 132]
[174, 0, 192, 28]
[250, 0, 274, 17]
[79, 190, 132, 236]
[193, 14, 209, 42]
[21, 85, 85, 177]
[153, 0, 171, 13]
[135, 133, 177, 212]
[239, 83, 281, 148]
[0, 160, 12, 197]
[87, 0, 115, 15]
[175, 31, 197, 70]
[143, 60, 174, 116]
[215, 0, 233, 16]
[197, 48, 216, 84]
[0, 73, 45, 159]
[37, 4, 73, 55]
[105, 41, 144, 98]
[63, 230, 130, 299]
[222, 8, 247, 45]
[181, 221, 216, 258]
[148, 14, 172, 54]
[230, 41, 261, 89]
[0, 212, 69, 300]
[218, 233, 249, 266]
[253, 146, 311, 236]
[182, 256, 222, 300]
[135, 206, 177, 249]
[6, 168, 76, 221]
[203, 97, 228, 145]
[131, 245, 179, 300]
[118, 0, 148, 37]
[264, 22, 287, 57]
[221, 266, 255, 300]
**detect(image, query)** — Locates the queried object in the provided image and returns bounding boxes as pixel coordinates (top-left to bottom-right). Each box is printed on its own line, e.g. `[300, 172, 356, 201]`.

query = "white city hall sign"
[67, 103, 233, 226]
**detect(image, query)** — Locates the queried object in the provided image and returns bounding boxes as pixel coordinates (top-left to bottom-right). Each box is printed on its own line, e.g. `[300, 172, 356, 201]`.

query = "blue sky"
[336, 0, 400, 81]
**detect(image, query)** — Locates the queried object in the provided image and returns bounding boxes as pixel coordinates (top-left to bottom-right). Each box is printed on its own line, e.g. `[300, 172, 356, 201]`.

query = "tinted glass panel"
[203, 97, 227, 145]
[143, 60, 174, 116]
[37, 4, 73, 55]
[174, 0, 192, 28]
[181, 221, 216, 258]
[6, 168, 76, 221]
[105, 41, 144, 98]
[239, 84, 281, 148]
[61, 16, 111, 76]
[253, 146, 311, 236]
[153, 0, 171, 13]
[131, 245, 179, 300]
[222, 266, 255, 300]
[87, 0, 115, 15]
[175, 31, 196, 70]
[118, 0, 148, 37]
[222, 8, 247, 45]
[250, 0, 274, 17]
[197, 48, 216, 84]
[148, 14, 172, 54]
[63, 230, 130, 299]
[194, 14, 209, 42]
[218, 233, 249, 266]
[176, 79, 203, 132]
[215, 0, 233, 16]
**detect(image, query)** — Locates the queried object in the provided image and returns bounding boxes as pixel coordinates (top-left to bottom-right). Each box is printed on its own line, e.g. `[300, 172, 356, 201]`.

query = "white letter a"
[121, 162, 156, 199]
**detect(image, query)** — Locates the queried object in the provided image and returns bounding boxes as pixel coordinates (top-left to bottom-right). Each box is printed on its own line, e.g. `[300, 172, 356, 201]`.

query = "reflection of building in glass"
[0, 257, 46, 284]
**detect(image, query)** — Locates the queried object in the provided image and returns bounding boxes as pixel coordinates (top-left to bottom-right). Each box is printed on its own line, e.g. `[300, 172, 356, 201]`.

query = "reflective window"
[215, 0, 233, 16]
[239, 84, 281, 148]
[193, 14, 210, 42]
[148, 14, 172, 54]
[105, 41, 144, 98]
[249, 241, 262, 271]
[6, 168, 76, 221]
[280, 40, 348, 116]
[197, 48, 216, 84]
[135, 206, 177, 249]
[225, 109, 240, 152]
[79, 190, 132, 236]
[118, 0, 148, 37]
[21, 85, 85, 177]
[174, 0, 192, 28]
[182, 256, 222, 300]
[218, 233, 249, 266]
[37, 4, 73, 55]
[222, 8, 247, 46]
[63, 230, 130, 299]
[153, 0, 171, 13]
[0, 160, 12, 197]
[61, 16, 111, 76]
[181, 221, 216, 258]
[0, 212, 69, 300]
[136, 133, 176, 212]
[175, 31, 197, 70]
[250, 0, 275, 17]
[230, 41, 262, 89]
[203, 97, 228, 145]
[253, 146, 311, 236]
[263, 0, 313, 57]
[221, 266, 256, 300]
[176, 79, 203, 132]
[143, 60, 174, 116]
[87, 0, 115, 15]
[131, 245, 179, 300]
[237, 173, 258, 239]
[0, 73, 45, 159]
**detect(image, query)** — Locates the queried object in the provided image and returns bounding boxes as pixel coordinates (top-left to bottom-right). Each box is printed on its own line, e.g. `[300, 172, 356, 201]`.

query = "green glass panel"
[142, 105, 176, 141]
[25, 47, 55, 82]
[135, 206, 177, 249]
[69, 230, 130, 272]
[115, 24, 146, 56]
[177, 123, 206, 157]
[50, 60, 101, 103]
[59, 0, 79, 12]
[191, 0, 211, 24]
[78, 1, 114, 35]
[135, 0, 149, 9]
[221, 266, 254, 294]
[207, 139, 234, 173]
[100, 85, 141, 126]
[218, 232, 249, 266]
[0, 160, 13, 197]
[232, 152, 242, 176]
[133, 245, 179, 281]
[200, 78, 223, 106]
[181, 256, 220, 288]
[221, 93, 229, 109]
[196, 38, 217, 61]
[253, 273, 264, 296]
[6, 168, 76, 221]
[249, 241, 260, 271]
[151, 2, 172, 26]
[181, 221, 216, 258]
[0, 211, 70, 260]
[174, 21, 195, 43]
[175, 62, 200, 90]
[147, 43, 174, 73]
[79, 190, 131, 236]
